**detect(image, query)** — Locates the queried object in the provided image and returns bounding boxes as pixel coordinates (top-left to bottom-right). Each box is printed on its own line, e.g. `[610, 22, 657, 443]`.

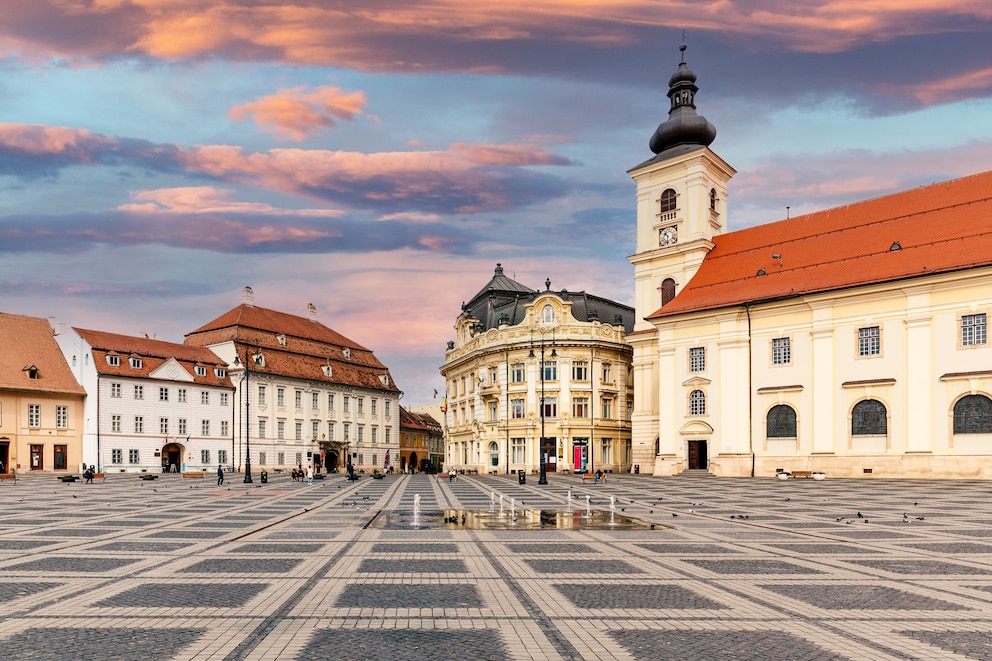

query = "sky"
[2, 1, 991, 407]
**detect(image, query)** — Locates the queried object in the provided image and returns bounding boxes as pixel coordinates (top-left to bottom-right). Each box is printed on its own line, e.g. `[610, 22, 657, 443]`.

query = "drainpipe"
[745, 302, 755, 478]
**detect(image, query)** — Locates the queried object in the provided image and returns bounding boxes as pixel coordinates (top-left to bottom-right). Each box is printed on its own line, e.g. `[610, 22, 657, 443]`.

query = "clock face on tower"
[659, 226, 678, 246]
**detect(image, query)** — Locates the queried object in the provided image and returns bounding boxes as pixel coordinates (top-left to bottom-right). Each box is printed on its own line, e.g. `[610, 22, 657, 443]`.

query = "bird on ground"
[785, 498, 791, 502]
[903, 513, 909, 519]
[864, 519, 869, 523]
[916, 516, 925, 521]
[672, 513, 678, 517]
[72, 495, 77, 499]
[857, 512, 863, 518]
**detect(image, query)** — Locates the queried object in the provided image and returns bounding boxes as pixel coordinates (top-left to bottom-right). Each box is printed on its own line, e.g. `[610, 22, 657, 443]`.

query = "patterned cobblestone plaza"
[3, 471, 992, 659]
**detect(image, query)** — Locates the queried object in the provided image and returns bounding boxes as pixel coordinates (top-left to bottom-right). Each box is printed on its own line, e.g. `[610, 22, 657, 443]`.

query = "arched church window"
[852, 399, 887, 435]
[710, 188, 717, 211]
[660, 188, 677, 213]
[766, 404, 797, 438]
[953, 394, 992, 434]
[489, 441, 499, 467]
[661, 278, 676, 306]
[689, 390, 706, 416]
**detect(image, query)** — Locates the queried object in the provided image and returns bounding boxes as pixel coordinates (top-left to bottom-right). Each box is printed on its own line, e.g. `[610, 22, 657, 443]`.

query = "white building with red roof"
[185, 288, 401, 474]
[629, 46, 992, 478]
[56, 326, 235, 473]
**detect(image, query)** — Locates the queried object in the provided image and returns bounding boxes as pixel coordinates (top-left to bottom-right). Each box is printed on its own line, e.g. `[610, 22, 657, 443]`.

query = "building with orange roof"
[399, 406, 433, 473]
[56, 324, 234, 473]
[0, 312, 86, 475]
[185, 287, 401, 475]
[628, 45, 992, 478]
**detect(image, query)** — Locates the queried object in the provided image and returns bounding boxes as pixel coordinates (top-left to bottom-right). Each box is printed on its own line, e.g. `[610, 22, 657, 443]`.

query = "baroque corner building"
[630, 45, 992, 478]
[441, 264, 635, 475]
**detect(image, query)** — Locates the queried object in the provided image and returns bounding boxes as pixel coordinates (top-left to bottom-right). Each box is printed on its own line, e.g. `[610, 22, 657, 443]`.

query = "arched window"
[661, 278, 676, 306]
[766, 405, 797, 438]
[542, 304, 555, 324]
[954, 394, 992, 434]
[689, 390, 706, 416]
[852, 399, 887, 435]
[709, 188, 717, 211]
[489, 441, 499, 467]
[660, 188, 677, 213]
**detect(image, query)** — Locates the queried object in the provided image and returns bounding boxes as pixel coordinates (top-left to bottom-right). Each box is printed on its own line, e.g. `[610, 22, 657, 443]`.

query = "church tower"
[627, 44, 735, 472]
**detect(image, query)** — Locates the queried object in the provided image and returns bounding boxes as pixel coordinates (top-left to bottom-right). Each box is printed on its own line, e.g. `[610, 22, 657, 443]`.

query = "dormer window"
[129, 356, 142, 369]
[107, 355, 120, 367]
[195, 365, 207, 377]
[343, 348, 351, 359]
[24, 365, 39, 379]
[252, 352, 265, 367]
[322, 364, 333, 378]
[379, 374, 390, 386]
[541, 304, 555, 324]
[276, 333, 287, 346]
[214, 368, 226, 378]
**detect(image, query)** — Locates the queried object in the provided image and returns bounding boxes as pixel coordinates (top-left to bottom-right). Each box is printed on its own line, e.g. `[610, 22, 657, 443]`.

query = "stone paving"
[3, 471, 992, 659]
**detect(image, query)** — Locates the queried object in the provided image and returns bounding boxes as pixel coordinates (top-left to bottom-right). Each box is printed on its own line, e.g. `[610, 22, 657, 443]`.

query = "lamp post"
[233, 348, 254, 484]
[529, 330, 556, 485]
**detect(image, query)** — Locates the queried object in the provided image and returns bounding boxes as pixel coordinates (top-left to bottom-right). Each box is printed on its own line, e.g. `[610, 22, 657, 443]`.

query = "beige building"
[0, 313, 85, 474]
[442, 265, 634, 476]
[629, 46, 992, 478]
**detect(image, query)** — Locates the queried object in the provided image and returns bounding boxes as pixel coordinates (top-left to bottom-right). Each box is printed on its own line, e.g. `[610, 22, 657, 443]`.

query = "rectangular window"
[689, 347, 706, 372]
[327, 421, 335, 441]
[372, 454, 378, 466]
[357, 398, 365, 415]
[312, 421, 319, 439]
[772, 337, 791, 365]
[511, 437, 526, 464]
[201, 449, 210, 464]
[277, 420, 285, 439]
[159, 387, 169, 401]
[572, 397, 589, 418]
[385, 401, 391, 417]
[129, 356, 142, 369]
[277, 451, 285, 465]
[259, 451, 266, 465]
[489, 401, 498, 421]
[344, 396, 350, 413]
[602, 438, 613, 464]
[602, 398, 613, 420]
[277, 388, 285, 407]
[129, 449, 140, 464]
[511, 398, 525, 419]
[112, 415, 122, 433]
[572, 361, 589, 381]
[134, 385, 144, 400]
[542, 361, 557, 381]
[111, 382, 121, 398]
[328, 393, 335, 411]
[220, 420, 228, 436]
[295, 421, 302, 440]
[295, 390, 302, 408]
[56, 405, 68, 429]
[371, 398, 378, 416]
[178, 388, 187, 403]
[343, 423, 350, 441]
[602, 363, 613, 383]
[54, 444, 67, 470]
[201, 420, 210, 436]
[312, 392, 319, 410]
[541, 396, 558, 418]
[201, 391, 209, 405]
[858, 326, 880, 356]
[963, 313, 988, 346]
[134, 416, 144, 433]
[107, 354, 120, 367]
[258, 385, 266, 406]
[295, 451, 302, 465]
[220, 393, 228, 406]
[218, 449, 227, 464]
[358, 426, 365, 443]
[178, 418, 187, 435]
[385, 428, 390, 444]
[511, 363, 525, 383]
[195, 365, 206, 377]
[112, 448, 123, 463]
[160, 417, 169, 434]
[372, 427, 378, 443]
[258, 419, 266, 438]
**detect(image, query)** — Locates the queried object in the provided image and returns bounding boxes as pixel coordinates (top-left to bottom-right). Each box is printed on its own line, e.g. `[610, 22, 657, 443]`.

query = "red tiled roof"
[185, 304, 399, 393]
[649, 170, 992, 319]
[75, 328, 233, 387]
[0, 313, 85, 395]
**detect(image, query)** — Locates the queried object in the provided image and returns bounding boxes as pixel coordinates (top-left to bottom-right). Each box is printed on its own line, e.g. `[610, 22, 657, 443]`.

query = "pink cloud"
[229, 86, 370, 141]
[117, 186, 343, 216]
[878, 66, 992, 106]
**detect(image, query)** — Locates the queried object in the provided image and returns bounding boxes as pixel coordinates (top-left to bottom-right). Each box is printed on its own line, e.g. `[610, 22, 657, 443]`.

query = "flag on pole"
[433, 388, 438, 399]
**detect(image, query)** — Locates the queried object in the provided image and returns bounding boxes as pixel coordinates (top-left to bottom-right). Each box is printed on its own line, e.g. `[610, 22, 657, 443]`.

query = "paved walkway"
[2, 471, 992, 659]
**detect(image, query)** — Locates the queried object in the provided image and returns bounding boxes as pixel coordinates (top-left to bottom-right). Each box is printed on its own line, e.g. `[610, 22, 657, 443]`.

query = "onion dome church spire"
[649, 44, 717, 155]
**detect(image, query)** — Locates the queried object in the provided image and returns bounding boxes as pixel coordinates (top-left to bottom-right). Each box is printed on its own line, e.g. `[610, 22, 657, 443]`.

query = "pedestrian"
[306, 466, 313, 485]
[83, 466, 94, 484]
[217, 464, 225, 486]
[0, 458, 5, 474]
[449, 470, 455, 482]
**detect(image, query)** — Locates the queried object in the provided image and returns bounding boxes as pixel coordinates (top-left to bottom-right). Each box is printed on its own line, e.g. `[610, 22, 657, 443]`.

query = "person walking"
[217, 464, 225, 486]
[306, 466, 313, 486]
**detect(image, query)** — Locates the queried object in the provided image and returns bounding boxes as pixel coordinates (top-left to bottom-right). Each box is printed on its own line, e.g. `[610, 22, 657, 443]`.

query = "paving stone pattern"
[4, 472, 992, 659]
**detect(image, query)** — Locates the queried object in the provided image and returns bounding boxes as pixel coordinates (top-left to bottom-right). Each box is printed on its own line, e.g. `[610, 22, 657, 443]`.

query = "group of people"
[291, 465, 315, 485]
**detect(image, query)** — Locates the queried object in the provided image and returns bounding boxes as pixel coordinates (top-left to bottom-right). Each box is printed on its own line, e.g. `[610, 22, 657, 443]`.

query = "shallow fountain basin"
[372, 508, 664, 530]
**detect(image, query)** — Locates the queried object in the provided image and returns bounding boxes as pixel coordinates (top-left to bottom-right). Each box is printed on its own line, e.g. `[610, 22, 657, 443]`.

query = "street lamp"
[529, 331, 556, 485]
[232, 347, 258, 484]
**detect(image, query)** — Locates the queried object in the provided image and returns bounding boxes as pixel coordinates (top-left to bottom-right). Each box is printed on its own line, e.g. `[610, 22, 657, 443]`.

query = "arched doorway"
[409, 452, 418, 473]
[161, 443, 184, 472]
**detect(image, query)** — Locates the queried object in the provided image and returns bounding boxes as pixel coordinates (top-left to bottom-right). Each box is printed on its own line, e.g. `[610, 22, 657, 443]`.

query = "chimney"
[243, 286, 255, 307]
[308, 302, 317, 322]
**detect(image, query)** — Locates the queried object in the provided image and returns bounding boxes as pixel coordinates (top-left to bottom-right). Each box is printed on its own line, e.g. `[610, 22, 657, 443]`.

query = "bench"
[582, 473, 607, 482]
[181, 471, 206, 480]
[0, 473, 18, 483]
[59, 475, 79, 483]
[790, 470, 813, 479]
[139, 474, 158, 481]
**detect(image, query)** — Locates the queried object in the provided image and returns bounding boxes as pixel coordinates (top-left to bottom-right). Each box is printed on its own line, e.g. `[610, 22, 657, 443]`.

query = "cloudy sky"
[2, 1, 991, 405]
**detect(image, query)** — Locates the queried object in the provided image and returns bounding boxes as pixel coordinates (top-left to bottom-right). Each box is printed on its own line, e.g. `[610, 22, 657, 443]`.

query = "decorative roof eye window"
[343, 347, 351, 359]
[541, 304, 555, 324]
[276, 333, 287, 346]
